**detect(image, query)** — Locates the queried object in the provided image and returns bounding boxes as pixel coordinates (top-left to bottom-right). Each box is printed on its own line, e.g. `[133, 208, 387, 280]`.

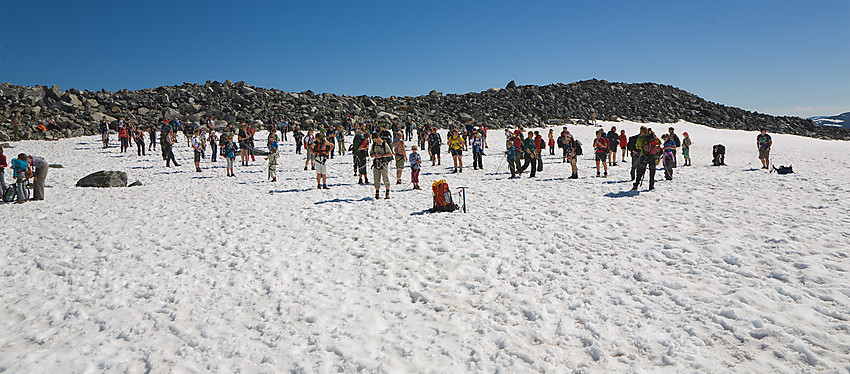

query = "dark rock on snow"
[76, 171, 128, 188]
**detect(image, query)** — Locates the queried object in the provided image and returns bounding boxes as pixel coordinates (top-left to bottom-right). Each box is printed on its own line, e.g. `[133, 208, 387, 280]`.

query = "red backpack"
[430, 179, 458, 213]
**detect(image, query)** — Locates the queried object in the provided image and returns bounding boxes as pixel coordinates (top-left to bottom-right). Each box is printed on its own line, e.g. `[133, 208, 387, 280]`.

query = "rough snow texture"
[1, 121, 849, 372]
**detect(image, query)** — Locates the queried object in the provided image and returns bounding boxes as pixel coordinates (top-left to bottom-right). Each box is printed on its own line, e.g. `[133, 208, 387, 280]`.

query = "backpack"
[430, 179, 458, 213]
[574, 140, 583, 156]
[772, 165, 793, 175]
[644, 136, 661, 155]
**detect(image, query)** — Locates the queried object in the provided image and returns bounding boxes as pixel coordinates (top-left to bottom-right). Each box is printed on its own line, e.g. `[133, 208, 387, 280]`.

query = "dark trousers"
[356, 154, 368, 176]
[518, 154, 536, 177]
[633, 155, 656, 189]
[137, 140, 145, 156]
[508, 157, 517, 177]
[164, 145, 179, 166]
[149, 135, 156, 151]
[120, 137, 129, 152]
[536, 151, 543, 171]
[549, 145, 555, 155]
[210, 143, 217, 162]
[295, 141, 302, 154]
[663, 154, 674, 179]
[630, 154, 640, 180]
[473, 150, 483, 169]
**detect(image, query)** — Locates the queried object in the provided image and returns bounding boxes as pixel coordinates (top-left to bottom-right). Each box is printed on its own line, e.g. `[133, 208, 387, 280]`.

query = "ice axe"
[457, 186, 467, 213]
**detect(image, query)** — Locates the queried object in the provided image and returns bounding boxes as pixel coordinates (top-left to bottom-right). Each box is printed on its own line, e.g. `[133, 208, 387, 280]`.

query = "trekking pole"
[457, 186, 467, 213]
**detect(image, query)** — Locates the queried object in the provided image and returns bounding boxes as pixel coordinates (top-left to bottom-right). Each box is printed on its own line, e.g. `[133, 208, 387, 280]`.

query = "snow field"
[1, 120, 849, 372]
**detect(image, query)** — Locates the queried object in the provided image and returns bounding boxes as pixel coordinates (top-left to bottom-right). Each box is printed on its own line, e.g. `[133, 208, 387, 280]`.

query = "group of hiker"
[0, 146, 48, 204]
[33, 116, 778, 203]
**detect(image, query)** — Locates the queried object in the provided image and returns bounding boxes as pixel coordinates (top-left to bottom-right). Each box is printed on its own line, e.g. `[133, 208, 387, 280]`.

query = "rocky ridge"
[1, 79, 847, 141]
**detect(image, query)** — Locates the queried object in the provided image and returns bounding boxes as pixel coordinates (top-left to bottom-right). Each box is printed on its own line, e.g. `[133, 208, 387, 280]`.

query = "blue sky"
[1, 0, 847, 118]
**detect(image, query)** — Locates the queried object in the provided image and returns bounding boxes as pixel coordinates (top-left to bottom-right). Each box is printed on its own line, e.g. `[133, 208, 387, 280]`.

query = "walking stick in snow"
[457, 186, 467, 213]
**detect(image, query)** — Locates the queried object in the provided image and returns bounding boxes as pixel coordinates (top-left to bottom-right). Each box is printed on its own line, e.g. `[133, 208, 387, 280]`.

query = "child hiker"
[267, 146, 279, 182]
[409, 145, 422, 190]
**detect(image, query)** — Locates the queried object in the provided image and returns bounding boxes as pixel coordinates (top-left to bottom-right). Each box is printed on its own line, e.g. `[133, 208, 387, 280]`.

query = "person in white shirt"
[303, 130, 315, 171]
[191, 130, 204, 172]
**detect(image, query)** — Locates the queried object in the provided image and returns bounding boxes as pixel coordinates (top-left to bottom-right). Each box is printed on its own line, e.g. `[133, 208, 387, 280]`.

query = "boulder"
[377, 111, 399, 121]
[76, 171, 128, 188]
[44, 85, 62, 100]
[506, 80, 517, 89]
[459, 113, 474, 122]
[128, 180, 142, 187]
[251, 147, 270, 156]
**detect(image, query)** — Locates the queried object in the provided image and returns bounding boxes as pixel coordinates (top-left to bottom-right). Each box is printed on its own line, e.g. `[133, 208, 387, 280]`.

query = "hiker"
[565, 133, 579, 179]
[336, 126, 345, 156]
[627, 131, 640, 180]
[134, 128, 145, 156]
[668, 127, 681, 167]
[10, 153, 29, 203]
[661, 134, 676, 180]
[27, 155, 47, 201]
[118, 124, 130, 153]
[548, 129, 555, 155]
[266, 146, 279, 182]
[606, 126, 619, 166]
[303, 129, 315, 171]
[505, 134, 518, 179]
[223, 135, 238, 177]
[148, 124, 157, 152]
[409, 145, 422, 189]
[619, 130, 628, 162]
[534, 131, 544, 172]
[510, 130, 525, 177]
[557, 130, 567, 162]
[208, 129, 218, 163]
[682, 132, 692, 166]
[757, 128, 772, 169]
[447, 129, 464, 173]
[471, 131, 484, 170]
[191, 129, 204, 172]
[393, 131, 406, 184]
[593, 129, 609, 177]
[311, 133, 334, 189]
[246, 122, 257, 162]
[163, 127, 180, 167]
[293, 126, 304, 154]
[712, 144, 726, 166]
[370, 133, 394, 199]
[428, 127, 442, 166]
[633, 127, 660, 191]
[356, 128, 370, 184]
[0, 146, 6, 193]
[99, 118, 110, 148]
[238, 123, 250, 166]
[519, 131, 537, 178]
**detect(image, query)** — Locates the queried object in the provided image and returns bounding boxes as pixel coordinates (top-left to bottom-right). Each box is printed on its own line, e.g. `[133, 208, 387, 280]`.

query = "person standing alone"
[757, 129, 772, 169]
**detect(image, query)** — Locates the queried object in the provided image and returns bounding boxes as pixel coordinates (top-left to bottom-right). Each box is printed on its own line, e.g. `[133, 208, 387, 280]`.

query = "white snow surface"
[1, 120, 849, 373]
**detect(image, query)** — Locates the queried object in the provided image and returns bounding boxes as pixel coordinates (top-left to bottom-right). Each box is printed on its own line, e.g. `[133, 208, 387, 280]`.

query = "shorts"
[758, 148, 770, 159]
[316, 162, 328, 175]
[194, 151, 201, 162]
[430, 145, 440, 154]
[395, 156, 405, 170]
[450, 148, 462, 156]
[595, 153, 606, 162]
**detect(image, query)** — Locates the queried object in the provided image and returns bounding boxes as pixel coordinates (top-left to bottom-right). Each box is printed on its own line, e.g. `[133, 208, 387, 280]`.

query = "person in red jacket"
[619, 130, 628, 162]
[534, 131, 545, 172]
[0, 145, 7, 193]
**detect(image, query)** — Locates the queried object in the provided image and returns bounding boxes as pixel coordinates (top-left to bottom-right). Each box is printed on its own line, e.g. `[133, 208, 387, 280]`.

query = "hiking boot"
[396, 180, 401, 185]
[311, 166, 315, 170]
[452, 169, 457, 174]
[271, 178, 276, 182]
[612, 162, 618, 166]
[603, 171, 607, 177]
[569, 173, 578, 179]
[385, 191, 390, 199]
[375, 191, 380, 199]
[323, 184, 329, 189]
[597, 171, 600, 177]
[304, 166, 308, 170]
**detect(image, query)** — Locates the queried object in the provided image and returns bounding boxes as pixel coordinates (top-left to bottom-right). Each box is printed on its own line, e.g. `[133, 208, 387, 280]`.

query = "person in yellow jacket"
[447, 129, 465, 173]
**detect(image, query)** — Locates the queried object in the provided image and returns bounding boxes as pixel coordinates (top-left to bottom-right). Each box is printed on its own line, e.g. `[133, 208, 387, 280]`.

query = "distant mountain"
[810, 112, 850, 129]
